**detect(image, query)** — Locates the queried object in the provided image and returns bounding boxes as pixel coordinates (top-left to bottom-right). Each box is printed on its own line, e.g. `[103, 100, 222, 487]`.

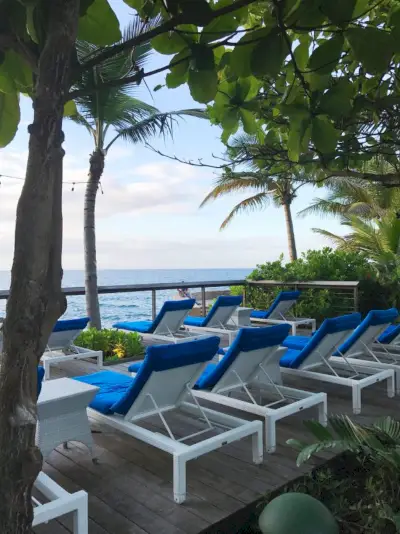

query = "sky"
[0, 1, 344, 271]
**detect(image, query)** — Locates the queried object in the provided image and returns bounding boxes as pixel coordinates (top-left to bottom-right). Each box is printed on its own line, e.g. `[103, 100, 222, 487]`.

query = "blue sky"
[0, 1, 343, 270]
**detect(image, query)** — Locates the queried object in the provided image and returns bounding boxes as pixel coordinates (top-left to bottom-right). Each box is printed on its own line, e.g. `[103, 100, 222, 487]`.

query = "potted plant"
[74, 328, 145, 365]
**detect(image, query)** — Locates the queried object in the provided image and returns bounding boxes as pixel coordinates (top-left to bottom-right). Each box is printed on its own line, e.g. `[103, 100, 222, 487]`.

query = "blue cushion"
[280, 313, 362, 369]
[250, 291, 301, 320]
[113, 320, 153, 333]
[335, 308, 399, 356]
[75, 336, 220, 416]
[377, 323, 400, 344]
[282, 335, 310, 350]
[74, 370, 135, 414]
[53, 317, 90, 332]
[195, 324, 291, 390]
[128, 360, 144, 373]
[37, 366, 45, 397]
[184, 316, 206, 327]
[185, 295, 242, 328]
[114, 299, 195, 333]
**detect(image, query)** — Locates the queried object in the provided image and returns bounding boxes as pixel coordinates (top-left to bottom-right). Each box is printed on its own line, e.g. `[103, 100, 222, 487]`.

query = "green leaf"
[64, 100, 77, 117]
[319, 79, 354, 117]
[0, 70, 14, 93]
[288, 117, 310, 162]
[0, 91, 20, 147]
[294, 41, 309, 71]
[188, 69, 217, 103]
[346, 27, 394, 74]
[123, 0, 158, 18]
[152, 31, 186, 55]
[308, 35, 344, 75]
[230, 28, 271, 77]
[77, 0, 121, 45]
[220, 107, 239, 131]
[180, 0, 213, 26]
[321, 0, 356, 26]
[1, 51, 32, 93]
[166, 48, 190, 88]
[312, 115, 338, 153]
[305, 72, 331, 91]
[250, 32, 287, 78]
[389, 8, 400, 49]
[240, 109, 257, 134]
[190, 44, 215, 71]
[153, 84, 163, 92]
[200, 13, 237, 43]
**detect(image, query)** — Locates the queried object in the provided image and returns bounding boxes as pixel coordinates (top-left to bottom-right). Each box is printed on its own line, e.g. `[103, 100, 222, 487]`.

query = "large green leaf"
[200, 13, 237, 43]
[123, 0, 158, 18]
[250, 32, 287, 78]
[78, 0, 121, 45]
[346, 27, 394, 74]
[230, 28, 271, 77]
[312, 115, 338, 153]
[308, 35, 344, 75]
[0, 90, 20, 147]
[319, 79, 354, 117]
[64, 100, 78, 117]
[188, 69, 217, 103]
[0, 69, 14, 93]
[321, 0, 356, 26]
[152, 30, 187, 55]
[166, 49, 190, 88]
[1, 50, 32, 93]
[190, 44, 215, 71]
[288, 117, 310, 162]
[294, 40, 310, 71]
[240, 109, 257, 134]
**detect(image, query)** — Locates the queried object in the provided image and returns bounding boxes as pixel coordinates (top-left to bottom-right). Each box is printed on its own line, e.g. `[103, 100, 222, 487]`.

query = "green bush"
[75, 328, 145, 362]
[241, 248, 398, 323]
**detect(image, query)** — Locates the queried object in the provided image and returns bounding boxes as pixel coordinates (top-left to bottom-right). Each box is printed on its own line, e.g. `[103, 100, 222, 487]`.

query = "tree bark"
[0, 1, 79, 532]
[282, 200, 298, 261]
[84, 149, 105, 330]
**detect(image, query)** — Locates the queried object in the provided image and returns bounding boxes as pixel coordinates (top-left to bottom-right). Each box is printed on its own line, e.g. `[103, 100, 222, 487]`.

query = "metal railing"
[0, 280, 246, 320]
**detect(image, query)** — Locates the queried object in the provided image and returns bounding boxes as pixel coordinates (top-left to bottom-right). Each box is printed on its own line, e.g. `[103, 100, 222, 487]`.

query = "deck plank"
[34, 359, 400, 534]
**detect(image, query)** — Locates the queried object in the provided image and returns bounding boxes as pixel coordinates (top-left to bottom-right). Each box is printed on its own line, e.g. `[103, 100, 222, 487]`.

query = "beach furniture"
[73, 336, 263, 504]
[183, 295, 244, 343]
[42, 317, 103, 379]
[113, 298, 206, 343]
[190, 325, 327, 453]
[250, 290, 316, 334]
[280, 313, 395, 414]
[33, 472, 88, 534]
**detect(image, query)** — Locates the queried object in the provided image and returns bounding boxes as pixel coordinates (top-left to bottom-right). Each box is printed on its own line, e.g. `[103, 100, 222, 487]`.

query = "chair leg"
[73, 496, 88, 534]
[253, 425, 264, 462]
[44, 362, 51, 381]
[318, 397, 328, 426]
[173, 455, 186, 504]
[264, 417, 276, 454]
[387, 373, 395, 398]
[352, 383, 361, 414]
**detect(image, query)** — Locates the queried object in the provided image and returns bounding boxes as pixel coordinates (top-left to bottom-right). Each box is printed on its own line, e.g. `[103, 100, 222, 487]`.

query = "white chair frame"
[88, 360, 263, 504]
[33, 472, 88, 534]
[193, 345, 327, 453]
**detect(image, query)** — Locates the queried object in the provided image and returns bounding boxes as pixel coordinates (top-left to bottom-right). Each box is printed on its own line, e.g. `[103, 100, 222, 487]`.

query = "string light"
[0, 173, 89, 190]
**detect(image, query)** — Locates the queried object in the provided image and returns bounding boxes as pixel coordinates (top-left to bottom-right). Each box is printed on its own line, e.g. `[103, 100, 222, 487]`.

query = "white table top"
[38, 377, 99, 404]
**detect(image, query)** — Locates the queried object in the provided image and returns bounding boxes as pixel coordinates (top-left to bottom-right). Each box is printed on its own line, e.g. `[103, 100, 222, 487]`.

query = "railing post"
[354, 286, 359, 312]
[243, 284, 247, 307]
[152, 289, 157, 320]
[201, 287, 206, 317]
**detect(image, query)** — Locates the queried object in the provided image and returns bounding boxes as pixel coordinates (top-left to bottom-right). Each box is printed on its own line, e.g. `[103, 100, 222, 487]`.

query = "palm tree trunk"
[84, 149, 105, 329]
[282, 200, 298, 261]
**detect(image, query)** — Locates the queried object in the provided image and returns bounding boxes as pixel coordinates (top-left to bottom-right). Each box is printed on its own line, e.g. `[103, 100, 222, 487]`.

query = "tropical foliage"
[75, 328, 144, 362]
[244, 248, 397, 321]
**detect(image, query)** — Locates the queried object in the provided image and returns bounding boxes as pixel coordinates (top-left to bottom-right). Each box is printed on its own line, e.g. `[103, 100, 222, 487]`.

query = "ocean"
[0, 268, 252, 327]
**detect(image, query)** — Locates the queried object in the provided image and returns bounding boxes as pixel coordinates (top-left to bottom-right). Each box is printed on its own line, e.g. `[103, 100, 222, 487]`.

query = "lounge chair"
[33, 472, 88, 534]
[373, 322, 400, 349]
[191, 325, 327, 453]
[183, 295, 244, 344]
[250, 290, 316, 335]
[73, 336, 263, 504]
[113, 298, 204, 343]
[280, 313, 395, 414]
[283, 309, 400, 394]
[42, 317, 103, 379]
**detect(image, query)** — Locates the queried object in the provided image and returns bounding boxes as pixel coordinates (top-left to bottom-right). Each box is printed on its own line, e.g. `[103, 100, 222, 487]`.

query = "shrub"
[241, 248, 397, 322]
[75, 328, 145, 362]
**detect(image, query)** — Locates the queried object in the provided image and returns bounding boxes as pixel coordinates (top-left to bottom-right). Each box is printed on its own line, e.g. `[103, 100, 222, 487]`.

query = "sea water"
[0, 268, 251, 327]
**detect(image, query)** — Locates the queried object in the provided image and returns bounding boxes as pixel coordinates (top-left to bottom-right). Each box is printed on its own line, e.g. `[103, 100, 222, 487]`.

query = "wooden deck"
[34, 357, 400, 534]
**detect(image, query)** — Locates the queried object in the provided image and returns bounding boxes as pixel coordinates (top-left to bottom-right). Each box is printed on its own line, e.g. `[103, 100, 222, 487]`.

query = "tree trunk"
[0, 1, 79, 532]
[84, 149, 105, 329]
[282, 200, 298, 261]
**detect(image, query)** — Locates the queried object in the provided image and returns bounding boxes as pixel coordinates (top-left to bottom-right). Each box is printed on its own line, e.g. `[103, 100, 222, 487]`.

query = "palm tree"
[200, 135, 310, 261]
[314, 214, 400, 277]
[71, 20, 205, 328]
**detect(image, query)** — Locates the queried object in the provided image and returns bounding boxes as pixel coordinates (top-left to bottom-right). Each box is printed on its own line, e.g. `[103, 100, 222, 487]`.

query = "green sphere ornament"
[258, 492, 339, 534]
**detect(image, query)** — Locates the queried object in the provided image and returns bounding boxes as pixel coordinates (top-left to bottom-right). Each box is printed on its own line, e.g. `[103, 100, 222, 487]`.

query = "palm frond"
[200, 174, 276, 208]
[219, 192, 270, 230]
[312, 228, 349, 248]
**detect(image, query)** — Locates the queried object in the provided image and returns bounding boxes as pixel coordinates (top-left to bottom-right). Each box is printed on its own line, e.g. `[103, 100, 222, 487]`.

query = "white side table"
[229, 307, 253, 327]
[41, 347, 103, 380]
[37, 377, 99, 460]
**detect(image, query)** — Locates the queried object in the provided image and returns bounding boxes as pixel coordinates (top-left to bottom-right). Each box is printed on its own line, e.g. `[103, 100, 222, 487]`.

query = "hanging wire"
[0, 173, 88, 189]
